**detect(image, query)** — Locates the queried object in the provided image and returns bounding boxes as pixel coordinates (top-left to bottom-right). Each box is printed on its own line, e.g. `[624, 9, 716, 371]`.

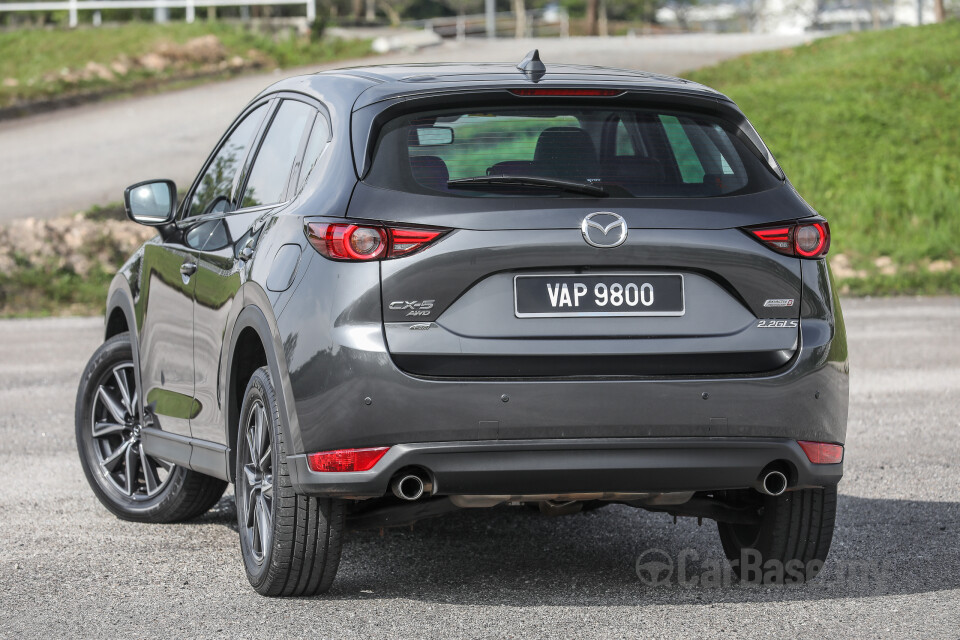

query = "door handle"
[180, 261, 198, 277]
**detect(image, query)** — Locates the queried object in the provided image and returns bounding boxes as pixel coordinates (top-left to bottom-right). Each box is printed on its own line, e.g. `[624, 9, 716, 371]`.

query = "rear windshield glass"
[364, 106, 781, 198]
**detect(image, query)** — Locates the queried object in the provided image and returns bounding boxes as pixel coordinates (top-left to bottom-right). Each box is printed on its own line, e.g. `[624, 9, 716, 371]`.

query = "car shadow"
[196, 493, 960, 605]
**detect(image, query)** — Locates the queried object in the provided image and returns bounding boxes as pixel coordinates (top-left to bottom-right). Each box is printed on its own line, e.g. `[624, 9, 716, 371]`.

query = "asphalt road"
[0, 33, 817, 223]
[1, 297, 959, 637]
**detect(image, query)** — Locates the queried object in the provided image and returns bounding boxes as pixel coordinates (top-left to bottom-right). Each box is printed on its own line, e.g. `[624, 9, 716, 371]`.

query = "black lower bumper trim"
[287, 437, 842, 499]
[391, 351, 795, 377]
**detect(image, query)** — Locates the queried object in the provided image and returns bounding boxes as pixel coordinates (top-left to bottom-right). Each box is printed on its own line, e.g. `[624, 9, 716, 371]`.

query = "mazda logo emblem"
[581, 212, 628, 248]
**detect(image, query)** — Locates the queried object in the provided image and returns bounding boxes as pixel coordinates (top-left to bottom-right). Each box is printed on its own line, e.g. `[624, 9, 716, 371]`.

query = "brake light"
[307, 447, 390, 472]
[746, 221, 830, 259]
[795, 222, 828, 257]
[306, 222, 446, 261]
[509, 88, 624, 97]
[797, 441, 844, 464]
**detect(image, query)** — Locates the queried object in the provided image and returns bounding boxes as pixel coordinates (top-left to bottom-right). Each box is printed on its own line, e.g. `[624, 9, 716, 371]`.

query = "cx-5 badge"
[581, 212, 628, 248]
[389, 299, 435, 316]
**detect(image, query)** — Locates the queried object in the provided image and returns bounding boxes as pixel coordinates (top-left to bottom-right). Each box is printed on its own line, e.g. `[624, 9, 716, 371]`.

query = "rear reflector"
[797, 441, 844, 464]
[509, 88, 624, 97]
[745, 220, 830, 259]
[307, 447, 390, 472]
[306, 222, 447, 261]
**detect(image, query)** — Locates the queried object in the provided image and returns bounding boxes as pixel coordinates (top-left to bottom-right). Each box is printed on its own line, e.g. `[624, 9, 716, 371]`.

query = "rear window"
[364, 105, 781, 198]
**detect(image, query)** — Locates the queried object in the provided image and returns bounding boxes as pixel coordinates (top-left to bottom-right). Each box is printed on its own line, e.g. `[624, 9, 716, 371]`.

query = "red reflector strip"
[797, 441, 844, 464]
[509, 88, 623, 97]
[307, 447, 390, 472]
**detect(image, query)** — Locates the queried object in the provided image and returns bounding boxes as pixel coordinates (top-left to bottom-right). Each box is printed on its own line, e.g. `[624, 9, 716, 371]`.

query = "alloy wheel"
[240, 400, 274, 563]
[90, 362, 172, 499]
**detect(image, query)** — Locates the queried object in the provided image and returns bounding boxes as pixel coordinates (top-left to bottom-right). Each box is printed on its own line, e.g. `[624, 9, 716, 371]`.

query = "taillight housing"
[745, 220, 830, 259]
[306, 222, 447, 261]
[307, 447, 390, 472]
[797, 441, 844, 464]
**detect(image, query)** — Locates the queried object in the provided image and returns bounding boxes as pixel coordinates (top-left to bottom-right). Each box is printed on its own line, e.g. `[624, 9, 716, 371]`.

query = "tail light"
[509, 88, 624, 97]
[306, 222, 447, 261]
[307, 447, 390, 472]
[797, 440, 844, 464]
[745, 220, 830, 259]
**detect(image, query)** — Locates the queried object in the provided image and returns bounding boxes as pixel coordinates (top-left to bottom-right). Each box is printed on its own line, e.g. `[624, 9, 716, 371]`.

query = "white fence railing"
[402, 9, 569, 39]
[0, 0, 314, 27]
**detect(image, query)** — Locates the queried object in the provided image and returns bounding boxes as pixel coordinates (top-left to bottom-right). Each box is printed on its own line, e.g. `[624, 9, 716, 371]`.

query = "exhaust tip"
[760, 470, 788, 496]
[391, 474, 427, 501]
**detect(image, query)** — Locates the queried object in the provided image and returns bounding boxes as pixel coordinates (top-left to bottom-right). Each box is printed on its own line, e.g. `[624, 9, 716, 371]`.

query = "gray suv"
[75, 52, 848, 596]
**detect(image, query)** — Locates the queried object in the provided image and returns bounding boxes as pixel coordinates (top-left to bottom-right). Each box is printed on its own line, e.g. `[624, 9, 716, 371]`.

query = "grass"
[0, 202, 154, 318]
[685, 21, 960, 294]
[81, 201, 128, 221]
[0, 257, 115, 317]
[0, 22, 372, 109]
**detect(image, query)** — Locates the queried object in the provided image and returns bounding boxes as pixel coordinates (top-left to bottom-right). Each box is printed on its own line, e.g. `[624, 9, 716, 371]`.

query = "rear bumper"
[287, 437, 843, 499]
[275, 257, 848, 455]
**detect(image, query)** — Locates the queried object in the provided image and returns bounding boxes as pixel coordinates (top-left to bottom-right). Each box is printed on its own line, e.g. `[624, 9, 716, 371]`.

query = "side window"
[708, 124, 739, 175]
[241, 100, 315, 209]
[295, 114, 330, 194]
[189, 104, 267, 217]
[185, 219, 231, 252]
[659, 114, 706, 183]
[615, 119, 636, 156]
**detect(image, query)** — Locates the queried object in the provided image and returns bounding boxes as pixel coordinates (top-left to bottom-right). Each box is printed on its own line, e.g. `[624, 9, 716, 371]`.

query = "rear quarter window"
[660, 114, 705, 183]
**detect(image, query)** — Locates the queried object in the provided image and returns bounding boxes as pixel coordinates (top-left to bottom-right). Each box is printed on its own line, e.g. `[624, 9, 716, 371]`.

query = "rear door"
[190, 97, 321, 446]
[354, 100, 803, 378]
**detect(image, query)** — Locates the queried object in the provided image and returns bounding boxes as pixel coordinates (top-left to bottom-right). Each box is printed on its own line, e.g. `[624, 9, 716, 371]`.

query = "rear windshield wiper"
[447, 175, 608, 198]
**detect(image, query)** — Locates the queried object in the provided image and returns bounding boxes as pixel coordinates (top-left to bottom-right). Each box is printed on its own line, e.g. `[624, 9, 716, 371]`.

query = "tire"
[235, 366, 344, 597]
[717, 485, 838, 584]
[75, 332, 227, 523]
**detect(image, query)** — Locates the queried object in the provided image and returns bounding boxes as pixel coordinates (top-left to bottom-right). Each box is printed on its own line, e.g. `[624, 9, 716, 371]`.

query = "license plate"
[514, 274, 685, 318]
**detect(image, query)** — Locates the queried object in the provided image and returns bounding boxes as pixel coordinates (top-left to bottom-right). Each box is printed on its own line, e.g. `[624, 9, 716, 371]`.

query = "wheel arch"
[225, 295, 302, 482]
[105, 306, 129, 340]
[104, 284, 147, 419]
[105, 279, 137, 341]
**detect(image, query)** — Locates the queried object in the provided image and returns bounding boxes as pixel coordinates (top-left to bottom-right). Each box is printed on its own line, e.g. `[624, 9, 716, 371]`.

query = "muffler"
[757, 469, 788, 496]
[390, 472, 433, 501]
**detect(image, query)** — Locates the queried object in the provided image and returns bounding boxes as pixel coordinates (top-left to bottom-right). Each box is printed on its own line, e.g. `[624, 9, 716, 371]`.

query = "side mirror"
[124, 179, 177, 226]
